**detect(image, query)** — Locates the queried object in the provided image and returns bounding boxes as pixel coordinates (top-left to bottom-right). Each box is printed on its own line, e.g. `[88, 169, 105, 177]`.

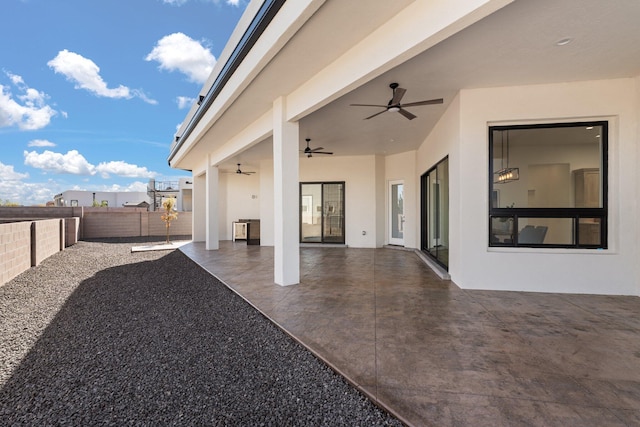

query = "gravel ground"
[0, 239, 402, 426]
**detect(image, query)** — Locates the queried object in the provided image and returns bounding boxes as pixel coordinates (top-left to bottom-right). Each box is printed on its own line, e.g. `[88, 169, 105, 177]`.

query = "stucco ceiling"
[217, 0, 640, 171]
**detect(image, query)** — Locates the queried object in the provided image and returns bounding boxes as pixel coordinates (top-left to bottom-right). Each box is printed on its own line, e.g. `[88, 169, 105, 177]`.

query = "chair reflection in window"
[503, 225, 548, 245]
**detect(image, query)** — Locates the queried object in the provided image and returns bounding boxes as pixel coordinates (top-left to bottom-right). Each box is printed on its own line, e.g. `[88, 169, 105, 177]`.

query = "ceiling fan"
[302, 138, 333, 158]
[231, 163, 255, 175]
[350, 82, 443, 120]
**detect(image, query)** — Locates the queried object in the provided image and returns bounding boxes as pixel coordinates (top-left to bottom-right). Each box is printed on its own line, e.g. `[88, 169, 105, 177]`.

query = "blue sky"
[0, 0, 247, 205]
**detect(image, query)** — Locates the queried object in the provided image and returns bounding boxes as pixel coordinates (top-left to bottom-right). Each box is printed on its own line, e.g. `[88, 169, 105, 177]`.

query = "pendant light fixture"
[494, 130, 519, 184]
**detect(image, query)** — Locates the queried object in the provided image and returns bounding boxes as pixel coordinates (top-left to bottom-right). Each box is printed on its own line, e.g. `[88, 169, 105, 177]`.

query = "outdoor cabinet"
[232, 222, 247, 241]
[239, 219, 260, 245]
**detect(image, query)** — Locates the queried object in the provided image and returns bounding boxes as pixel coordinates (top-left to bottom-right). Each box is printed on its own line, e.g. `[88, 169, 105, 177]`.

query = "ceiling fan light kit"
[234, 163, 256, 175]
[350, 82, 443, 120]
[303, 138, 333, 158]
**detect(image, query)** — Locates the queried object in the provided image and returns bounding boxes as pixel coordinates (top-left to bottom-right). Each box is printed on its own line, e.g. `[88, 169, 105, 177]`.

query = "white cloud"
[0, 161, 43, 205]
[8, 73, 24, 85]
[162, 0, 187, 4]
[95, 161, 156, 179]
[28, 139, 56, 147]
[47, 50, 157, 104]
[48, 50, 131, 99]
[132, 89, 158, 105]
[24, 149, 95, 175]
[100, 181, 149, 193]
[177, 96, 196, 109]
[146, 33, 216, 83]
[0, 161, 29, 181]
[23, 149, 158, 180]
[0, 180, 55, 206]
[0, 72, 58, 130]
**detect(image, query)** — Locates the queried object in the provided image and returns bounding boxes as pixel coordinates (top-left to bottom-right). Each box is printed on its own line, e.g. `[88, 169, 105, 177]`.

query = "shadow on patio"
[0, 247, 400, 426]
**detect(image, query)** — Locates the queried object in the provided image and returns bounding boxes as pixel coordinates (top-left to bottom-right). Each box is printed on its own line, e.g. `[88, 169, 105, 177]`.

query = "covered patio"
[179, 242, 640, 426]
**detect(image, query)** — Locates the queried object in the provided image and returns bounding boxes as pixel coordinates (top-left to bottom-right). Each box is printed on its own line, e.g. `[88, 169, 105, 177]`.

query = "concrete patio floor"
[180, 241, 640, 426]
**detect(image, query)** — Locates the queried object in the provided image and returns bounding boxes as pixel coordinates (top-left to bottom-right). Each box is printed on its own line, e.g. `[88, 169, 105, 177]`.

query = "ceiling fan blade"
[315, 151, 333, 155]
[391, 87, 406, 105]
[364, 109, 387, 120]
[401, 98, 444, 107]
[398, 108, 416, 120]
[309, 147, 325, 152]
[350, 103, 388, 108]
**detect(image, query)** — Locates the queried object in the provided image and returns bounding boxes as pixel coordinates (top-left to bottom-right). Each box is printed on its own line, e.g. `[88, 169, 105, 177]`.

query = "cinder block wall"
[0, 222, 32, 285]
[0, 206, 82, 219]
[82, 211, 142, 238]
[0, 207, 193, 240]
[32, 219, 64, 266]
[148, 212, 192, 237]
[66, 217, 80, 246]
[0, 209, 196, 286]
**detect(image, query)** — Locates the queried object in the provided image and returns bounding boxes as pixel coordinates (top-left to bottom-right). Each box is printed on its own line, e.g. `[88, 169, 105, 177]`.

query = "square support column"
[192, 173, 206, 242]
[206, 159, 219, 250]
[273, 97, 300, 286]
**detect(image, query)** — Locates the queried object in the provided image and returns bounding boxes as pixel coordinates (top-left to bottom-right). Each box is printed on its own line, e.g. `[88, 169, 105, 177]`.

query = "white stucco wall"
[259, 159, 275, 246]
[300, 155, 379, 248]
[218, 170, 261, 240]
[211, 154, 381, 248]
[417, 93, 462, 274]
[217, 154, 380, 248]
[452, 78, 639, 295]
[385, 151, 418, 248]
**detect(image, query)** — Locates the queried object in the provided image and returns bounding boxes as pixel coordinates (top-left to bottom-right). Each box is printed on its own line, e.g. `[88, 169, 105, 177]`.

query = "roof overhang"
[169, 0, 640, 172]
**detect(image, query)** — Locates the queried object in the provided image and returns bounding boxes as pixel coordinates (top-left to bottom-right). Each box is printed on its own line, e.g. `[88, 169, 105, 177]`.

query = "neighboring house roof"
[123, 201, 150, 208]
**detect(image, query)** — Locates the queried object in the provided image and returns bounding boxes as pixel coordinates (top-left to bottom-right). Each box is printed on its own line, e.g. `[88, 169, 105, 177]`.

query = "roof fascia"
[168, 0, 286, 165]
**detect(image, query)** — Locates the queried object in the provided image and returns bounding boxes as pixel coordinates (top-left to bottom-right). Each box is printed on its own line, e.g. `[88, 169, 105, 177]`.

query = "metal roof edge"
[168, 0, 287, 165]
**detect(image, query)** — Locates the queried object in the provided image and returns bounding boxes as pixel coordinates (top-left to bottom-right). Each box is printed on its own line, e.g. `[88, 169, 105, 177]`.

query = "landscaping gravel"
[0, 239, 402, 426]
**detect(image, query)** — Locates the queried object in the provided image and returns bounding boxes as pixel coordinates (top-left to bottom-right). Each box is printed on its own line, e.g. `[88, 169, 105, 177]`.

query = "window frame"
[421, 155, 449, 270]
[299, 181, 346, 244]
[488, 121, 608, 249]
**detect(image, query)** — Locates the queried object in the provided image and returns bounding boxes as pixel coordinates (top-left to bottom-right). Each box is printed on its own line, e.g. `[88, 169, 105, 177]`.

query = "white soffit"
[175, 0, 640, 170]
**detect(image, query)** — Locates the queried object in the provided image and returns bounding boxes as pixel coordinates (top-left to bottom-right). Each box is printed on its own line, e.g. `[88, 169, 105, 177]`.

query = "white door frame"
[388, 180, 404, 246]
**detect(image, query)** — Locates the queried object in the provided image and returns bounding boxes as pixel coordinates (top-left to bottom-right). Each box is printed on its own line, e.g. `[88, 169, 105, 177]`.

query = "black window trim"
[421, 155, 449, 270]
[488, 120, 608, 249]
[299, 181, 346, 245]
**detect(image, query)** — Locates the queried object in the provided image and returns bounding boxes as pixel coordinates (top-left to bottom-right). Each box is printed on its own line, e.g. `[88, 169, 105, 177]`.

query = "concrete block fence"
[0, 207, 192, 286]
[0, 221, 32, 286]
[1, 218, 67, 286]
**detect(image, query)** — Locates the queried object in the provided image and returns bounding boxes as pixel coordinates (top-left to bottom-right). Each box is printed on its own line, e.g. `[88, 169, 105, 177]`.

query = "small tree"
[161, 197, 179, 243]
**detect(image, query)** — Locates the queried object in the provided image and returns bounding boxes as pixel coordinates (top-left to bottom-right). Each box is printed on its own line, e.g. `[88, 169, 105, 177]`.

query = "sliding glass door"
[421, 157, 449, 269]
[300, 182, 345, 244]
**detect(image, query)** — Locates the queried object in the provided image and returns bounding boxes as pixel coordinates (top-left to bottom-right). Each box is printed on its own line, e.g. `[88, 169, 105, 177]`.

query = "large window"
[489, 121, 607, 248]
